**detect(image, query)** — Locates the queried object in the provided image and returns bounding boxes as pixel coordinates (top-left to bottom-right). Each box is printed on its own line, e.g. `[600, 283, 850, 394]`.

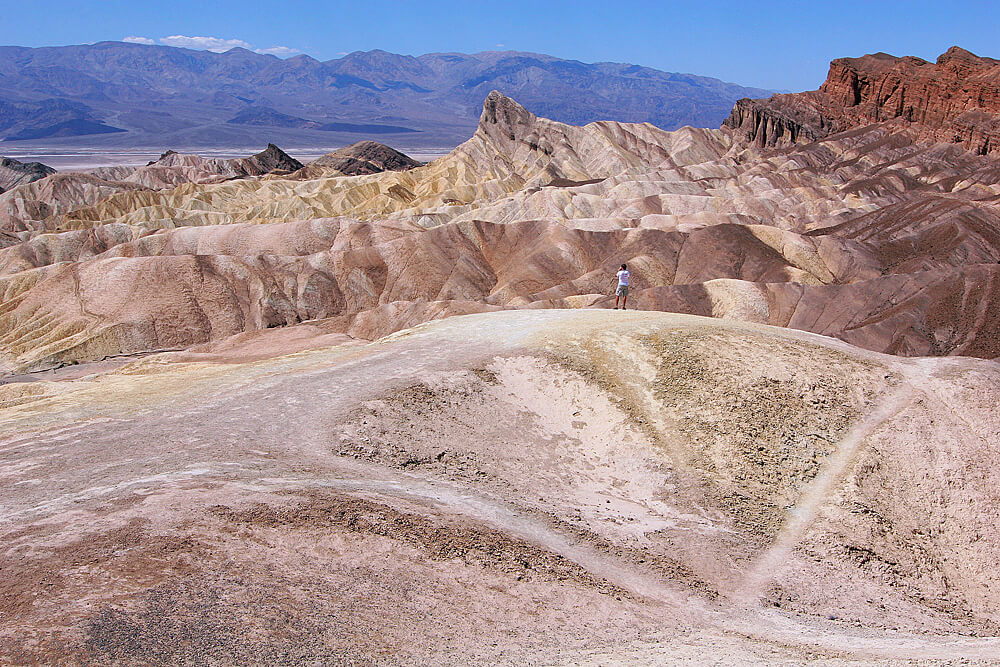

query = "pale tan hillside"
[2, 311, 999, 663]
[0, 144, 302, 244]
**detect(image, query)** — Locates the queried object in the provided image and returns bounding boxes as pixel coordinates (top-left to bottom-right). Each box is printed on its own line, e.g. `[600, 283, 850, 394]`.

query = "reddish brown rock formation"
[726, 47, 1000, 154]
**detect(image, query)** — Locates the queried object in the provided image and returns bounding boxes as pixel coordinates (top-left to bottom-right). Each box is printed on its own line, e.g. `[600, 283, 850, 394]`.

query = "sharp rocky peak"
[0, 156, 56, 193]
[478, 91, 538, 141]
[308, 141, 420, 175]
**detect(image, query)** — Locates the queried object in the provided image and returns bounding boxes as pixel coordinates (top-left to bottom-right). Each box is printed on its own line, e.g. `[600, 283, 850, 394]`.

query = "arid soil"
[3, 47, 1000, 664]
[2, 310, 1000, 664]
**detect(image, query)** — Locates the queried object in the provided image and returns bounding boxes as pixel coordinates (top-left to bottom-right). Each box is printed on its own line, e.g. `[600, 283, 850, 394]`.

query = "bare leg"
[614, 294, 620, 309]
[622, 294, 627, 310]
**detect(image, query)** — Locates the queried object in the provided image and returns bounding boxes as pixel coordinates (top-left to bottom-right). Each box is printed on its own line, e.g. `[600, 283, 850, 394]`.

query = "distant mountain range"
[0, 41, 775, 149]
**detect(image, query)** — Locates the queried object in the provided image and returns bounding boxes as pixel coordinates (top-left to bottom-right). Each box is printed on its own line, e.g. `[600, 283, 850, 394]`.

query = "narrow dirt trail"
[274, 458, 1000, 661]
[4, 311, 1000, 663]
[730, 384, 916, 606]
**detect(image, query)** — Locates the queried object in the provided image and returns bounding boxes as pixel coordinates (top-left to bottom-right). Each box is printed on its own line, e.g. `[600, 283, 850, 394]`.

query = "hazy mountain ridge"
[0, 42, 774, 148]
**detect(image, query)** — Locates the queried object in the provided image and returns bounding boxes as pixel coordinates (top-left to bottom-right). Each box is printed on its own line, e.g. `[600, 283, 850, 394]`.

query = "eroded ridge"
[5, 51, 1000, 373]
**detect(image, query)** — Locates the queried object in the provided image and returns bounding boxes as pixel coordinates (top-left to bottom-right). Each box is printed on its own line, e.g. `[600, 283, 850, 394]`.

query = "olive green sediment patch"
[549, 326, 896, 540]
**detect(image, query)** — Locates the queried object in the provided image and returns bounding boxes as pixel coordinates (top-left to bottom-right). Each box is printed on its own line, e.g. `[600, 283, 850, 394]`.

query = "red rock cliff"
[725, 46, 1000, 154]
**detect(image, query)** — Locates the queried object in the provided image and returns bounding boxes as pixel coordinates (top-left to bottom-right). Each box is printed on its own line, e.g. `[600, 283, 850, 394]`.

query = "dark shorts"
[616, 284, 629, 297]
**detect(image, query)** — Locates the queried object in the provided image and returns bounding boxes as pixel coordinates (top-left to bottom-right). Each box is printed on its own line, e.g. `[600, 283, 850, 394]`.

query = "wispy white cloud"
[158, 35, 253, 52]
[495, 43, 505, 48]
[255, 45, 299, 57]
[127, 34, 300, 58]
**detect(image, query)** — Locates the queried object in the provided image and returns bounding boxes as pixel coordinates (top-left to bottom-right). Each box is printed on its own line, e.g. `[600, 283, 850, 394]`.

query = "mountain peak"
[0, 156, 56, 193]
[480, 91, 535, 132]
[937, 45, 985, 64]
[250, 144, 304, 172]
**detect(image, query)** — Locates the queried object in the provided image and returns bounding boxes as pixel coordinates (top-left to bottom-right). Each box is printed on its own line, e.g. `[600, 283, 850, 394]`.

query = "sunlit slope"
[2, 310, 998, 662]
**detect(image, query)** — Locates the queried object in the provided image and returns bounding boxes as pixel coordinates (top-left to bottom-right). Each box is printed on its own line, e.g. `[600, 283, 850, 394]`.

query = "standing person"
[614, 263, 630, 310]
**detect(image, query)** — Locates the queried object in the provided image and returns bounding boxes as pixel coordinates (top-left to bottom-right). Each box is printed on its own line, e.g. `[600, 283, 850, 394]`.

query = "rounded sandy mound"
[2, 310, 999, 664]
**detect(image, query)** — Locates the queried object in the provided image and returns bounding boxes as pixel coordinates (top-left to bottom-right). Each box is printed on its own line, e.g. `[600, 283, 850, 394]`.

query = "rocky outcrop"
[0, 157, 55, 193]
[234, 143, 304, 174]
[725, 46, 1000, 154]
[314, 140, 420, 173]
[723, 95, 833, 148]
[286, 141, 421, 179]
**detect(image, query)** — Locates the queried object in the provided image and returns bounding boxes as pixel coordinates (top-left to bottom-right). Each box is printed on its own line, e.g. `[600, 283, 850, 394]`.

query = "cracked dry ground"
[2, 310, 1000, 664]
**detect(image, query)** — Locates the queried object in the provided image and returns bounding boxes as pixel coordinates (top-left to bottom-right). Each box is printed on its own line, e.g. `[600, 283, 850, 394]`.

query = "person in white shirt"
[614, 263, 630, 310]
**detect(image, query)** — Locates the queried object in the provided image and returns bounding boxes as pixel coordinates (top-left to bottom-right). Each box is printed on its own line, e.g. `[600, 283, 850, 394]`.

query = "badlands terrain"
[2, 47, 1000, 663]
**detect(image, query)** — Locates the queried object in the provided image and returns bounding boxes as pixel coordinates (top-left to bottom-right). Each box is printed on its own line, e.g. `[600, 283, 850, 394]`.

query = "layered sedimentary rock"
[0, 157, 55, 193]
[0, 217, 885, 371]
[3, 46, 1000, 372]
[43, 92, 737, 232]
[0, 144, 303, 245]
[0, 173, 149, 241]
[725, 47, 1000, 154]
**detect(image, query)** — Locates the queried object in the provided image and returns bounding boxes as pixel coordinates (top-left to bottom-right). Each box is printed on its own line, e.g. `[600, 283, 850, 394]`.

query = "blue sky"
[1, 0, 998, 90]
